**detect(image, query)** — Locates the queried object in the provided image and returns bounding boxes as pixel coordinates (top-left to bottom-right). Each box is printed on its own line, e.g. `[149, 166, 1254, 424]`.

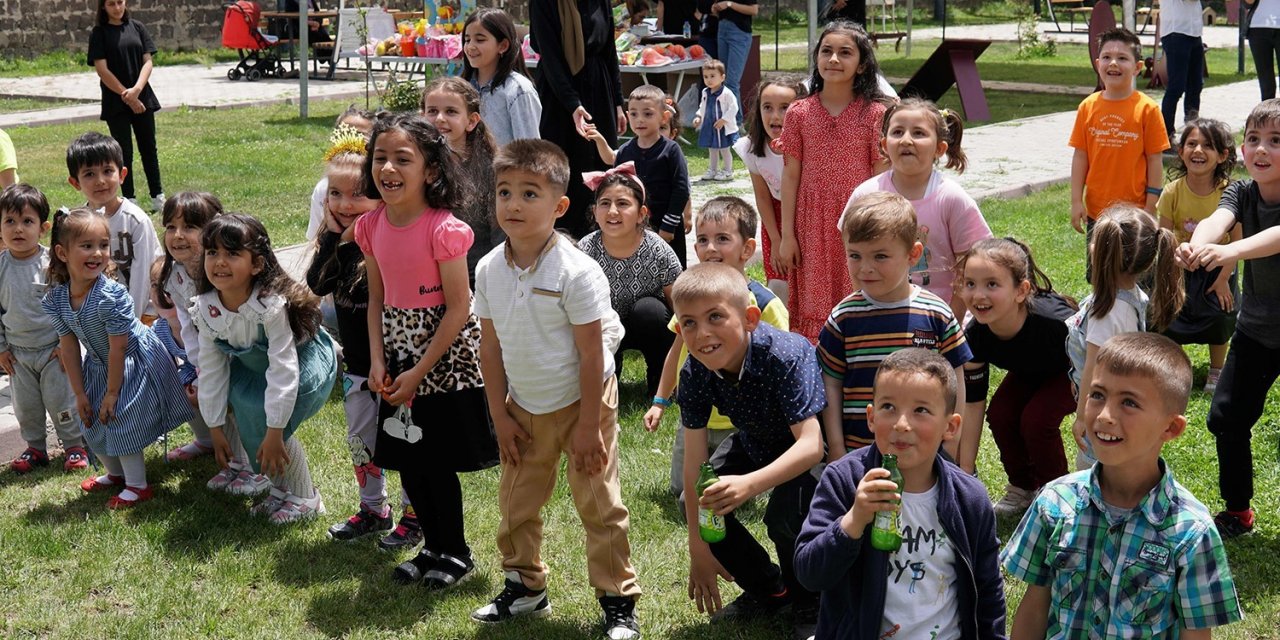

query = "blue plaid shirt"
[1001, 461, 1242, 637]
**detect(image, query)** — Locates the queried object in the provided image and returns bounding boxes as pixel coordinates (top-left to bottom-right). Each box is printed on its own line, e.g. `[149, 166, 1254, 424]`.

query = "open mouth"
[695, 343, 721, 357]
[380, 179, 404, 193]
[1094, 431, 1123, 444]
[971, 303, 992, 313]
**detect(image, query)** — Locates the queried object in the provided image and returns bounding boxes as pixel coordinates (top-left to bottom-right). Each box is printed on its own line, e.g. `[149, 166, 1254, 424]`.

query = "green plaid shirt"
[1001, 461, 1243, 637]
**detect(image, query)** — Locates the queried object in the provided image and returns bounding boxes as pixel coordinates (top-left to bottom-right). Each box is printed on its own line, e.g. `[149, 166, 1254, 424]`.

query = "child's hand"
[570, 419, 607, 476]
[494, 408, 530, 466]
[642, 405, 665, 432]
[699, 474, 756, 516]
[687, 542, 734, 615]
[184, 383, 199, 409]
[340, 222, 358, 244]
[1210, 278, 1234, 312]
[659, 230, 675, 242]
[98, 390, 119, 425]
[1071, 417, 1089, 453]
[382, 369, 424, 407]
[323, 208, 345, 235]
[1175, 241, 1199, 269]
[1193, 243, 1239, 271]
[368, 362, 387, 394]
[684, 209, 693, 234]
[209, 426, 234, 468]
[0, 351, 14, 376]
[1070, 202, 1087, 234]
[75, 393, 93, 427]
[778, 235, 800, 273]
[845, 467, 899, 535]
[257, 429, 290, 478]
[692, 116, 702, 129]
[49, 346, 65, 372]
[714, 118, 727, 130]
[583, 124, 602, 141]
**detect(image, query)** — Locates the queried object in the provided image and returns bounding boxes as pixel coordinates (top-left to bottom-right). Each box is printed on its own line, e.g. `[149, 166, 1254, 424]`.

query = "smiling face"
[1084, 367, 1185, 469]
[959, 254, 1029, 329]
[326, 172, 379, 230]
[1242, 121, 1280, 185]
[371, 128, 435, 210]
[423, 90, 479, 153]
[463, 20, 507, 78]
[758, 83, 798, 143]
[674, 296, 759, 375]
[495, 169, 568, 245]
[627, 97, 664, 142]
[1178, 126, 1224, 182]
[204, 241, 262, 300]
[593, 183, 646, 240]
[55, 220, 111, 286]
[1, 206, 49, 260]
[694, 216, 754, 270]
[883, 108, 947, 179]
[816, 32, 862, 86]
[867, 370, 960, 487]
[164, 212, 204, 272]
[1095, 40, 1139, 93]
[845, 236, 920, 302]
[69, 162, 125, 210]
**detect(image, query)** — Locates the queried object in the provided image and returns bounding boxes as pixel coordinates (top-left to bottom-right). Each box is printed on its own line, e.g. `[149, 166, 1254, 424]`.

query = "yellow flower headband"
[323, 123, 368, 162]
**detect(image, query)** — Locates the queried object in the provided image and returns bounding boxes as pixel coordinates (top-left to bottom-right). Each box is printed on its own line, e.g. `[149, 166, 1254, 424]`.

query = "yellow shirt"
[1157, 176, 1228, 244]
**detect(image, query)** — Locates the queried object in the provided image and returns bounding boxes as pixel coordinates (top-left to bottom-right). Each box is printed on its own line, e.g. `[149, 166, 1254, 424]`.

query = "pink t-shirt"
[848, 170, 992, 303]
[354, 204, 474, 309]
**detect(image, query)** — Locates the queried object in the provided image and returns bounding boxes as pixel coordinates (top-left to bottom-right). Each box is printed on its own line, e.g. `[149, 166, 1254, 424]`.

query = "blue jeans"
[717, 19, 751, 124]
[1160, 33, 1204, 135]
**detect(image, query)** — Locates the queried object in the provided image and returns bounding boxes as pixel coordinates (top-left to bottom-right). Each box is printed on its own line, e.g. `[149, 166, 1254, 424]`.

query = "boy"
[644, 195, 789, 498]
[818, 192, 971, 466]
[66, 131, 162, 321]
[674, 262, 825, 637]
[1069, 28, 1168, 239]
[1176, 98, 1280, 537]
[0, 184, 88, 473]
[1002, 333, 1243, 638]
[795, 348, 1005, 639]
[472, 140, 640, 640]
[616, 84, 691, 265]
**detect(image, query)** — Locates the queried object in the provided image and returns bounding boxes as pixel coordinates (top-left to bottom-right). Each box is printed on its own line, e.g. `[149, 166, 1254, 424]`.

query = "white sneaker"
[716, 169, 734, 181]
[250, 487, 289, 516]
[993, 485, 1034, 517]
[206, 467, 240, 491]
[151, 193, 167, 212]
[700, 170, 717, 182]
[227, 470, 272, 496]
[471, 571, 552, 623]
[270, 491, 325, 524]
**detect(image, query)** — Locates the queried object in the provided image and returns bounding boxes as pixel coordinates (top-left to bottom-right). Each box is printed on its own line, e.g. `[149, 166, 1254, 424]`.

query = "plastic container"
[400, 37, 416, 57]
[415, 37, 428, 58]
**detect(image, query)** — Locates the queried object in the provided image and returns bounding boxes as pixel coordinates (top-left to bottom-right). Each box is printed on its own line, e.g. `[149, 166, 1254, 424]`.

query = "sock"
[707, 151, 719, 174]
[279, 437, 316, 500]
[120, 452, 147, 489]
[117, 485, 148, 501]
[98, 452, 124, 478]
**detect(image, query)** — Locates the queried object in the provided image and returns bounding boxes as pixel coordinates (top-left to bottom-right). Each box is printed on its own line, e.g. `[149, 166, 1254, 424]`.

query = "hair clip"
[324, 123, 368, 162]
[939, 108, 952, 119]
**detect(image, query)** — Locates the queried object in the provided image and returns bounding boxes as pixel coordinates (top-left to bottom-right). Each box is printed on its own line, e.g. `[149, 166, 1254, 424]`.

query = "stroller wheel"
[247, 68, 262, 81]
[228, 68, 242, 81]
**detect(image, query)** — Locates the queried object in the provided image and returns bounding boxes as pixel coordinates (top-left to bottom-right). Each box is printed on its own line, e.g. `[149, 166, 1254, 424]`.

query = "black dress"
[530, 0, 624, 239]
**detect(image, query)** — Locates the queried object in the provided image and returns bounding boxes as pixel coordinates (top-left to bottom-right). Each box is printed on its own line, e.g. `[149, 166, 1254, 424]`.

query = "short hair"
[0, 183, 51, 223]
[1095, 333, 1192, 413]
[1097, 27, 1142, 61]
[66, 131, 124, 178]
[493, 139, 571, 196]
[701, 58, 726, 76]
[671, 262, 751, 312]
[627, 83, 667, 109]
[698, 196, 757, 243]
[840, 191, 917, 249]
[1246, 98, 1280, 133]
[875, 348, 958, 414]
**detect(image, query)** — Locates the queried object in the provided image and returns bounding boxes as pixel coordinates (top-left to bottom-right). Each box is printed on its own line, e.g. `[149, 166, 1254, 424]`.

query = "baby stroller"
[222, 0, 287, 81]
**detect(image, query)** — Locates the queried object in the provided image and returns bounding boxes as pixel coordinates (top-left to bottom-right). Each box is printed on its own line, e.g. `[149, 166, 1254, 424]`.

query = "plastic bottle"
[683, 21, 692, 39]
[870, 454, 904, 552]
[696, 462, 726, 543]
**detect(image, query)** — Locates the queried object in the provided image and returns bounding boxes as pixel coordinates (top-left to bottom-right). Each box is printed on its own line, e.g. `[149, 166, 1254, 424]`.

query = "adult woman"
[529, 0, 627, 239]
[696, 0, 719, 60]
[711, 0, 757, 124]
[1246, 0, 1280, 100]
[1159, 1, 1205, 140]
[89, 0, 164, 211]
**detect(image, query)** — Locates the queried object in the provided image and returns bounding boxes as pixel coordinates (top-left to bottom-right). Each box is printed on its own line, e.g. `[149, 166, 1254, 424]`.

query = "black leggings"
[105, 109, 163, 200]
[1207, 330, 1280, 512]
[399, 466, 468, 557]
[1249, 27, 1280, 101]
[616, 296, 673, 397]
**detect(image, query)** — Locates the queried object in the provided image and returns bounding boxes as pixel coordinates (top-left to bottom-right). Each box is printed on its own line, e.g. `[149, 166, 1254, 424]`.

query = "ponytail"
[1088, 205, 1185, 329]
[47, 207, 113, 287]
[1087, 214, 1128, 320]
[940, 107, 967, 174]
[1146, 226, 1185, 331]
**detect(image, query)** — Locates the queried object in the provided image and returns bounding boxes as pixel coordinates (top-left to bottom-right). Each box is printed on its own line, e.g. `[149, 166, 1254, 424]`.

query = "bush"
[381, 76, 422, 112]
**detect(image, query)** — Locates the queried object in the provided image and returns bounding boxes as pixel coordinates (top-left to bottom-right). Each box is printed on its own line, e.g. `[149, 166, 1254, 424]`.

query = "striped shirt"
[817, 286, 970, 451]
[1001, 462, 1243, 637]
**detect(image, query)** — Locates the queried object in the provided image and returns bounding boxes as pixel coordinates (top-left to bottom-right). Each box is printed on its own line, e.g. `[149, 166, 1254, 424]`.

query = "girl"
[422, 77, 504, 281]
[958, 238, 1078, 513]
[42, 208, 192, 508]
[461, 7, 542, 147]
[578, 165, 683, 396]
[777, 21, 889, 341]
[693, 59, 738, 181]
[1067, 205, 1184, 469]
[847, 98, 993, 321]
[307, 107, 375, 241]
[1158, 118, 1240, 393]
[733, 73, 807, 299]
[193, 214, 338, 524]
[354, 113, 497, 588]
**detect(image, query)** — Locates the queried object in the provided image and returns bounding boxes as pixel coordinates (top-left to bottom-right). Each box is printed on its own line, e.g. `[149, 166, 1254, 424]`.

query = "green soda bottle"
[696, 462, 727, 543]
[870, 454, 903, 552]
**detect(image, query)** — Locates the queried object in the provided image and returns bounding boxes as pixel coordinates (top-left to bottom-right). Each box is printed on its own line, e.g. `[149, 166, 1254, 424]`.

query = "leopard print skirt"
[380, 303, 484, 395]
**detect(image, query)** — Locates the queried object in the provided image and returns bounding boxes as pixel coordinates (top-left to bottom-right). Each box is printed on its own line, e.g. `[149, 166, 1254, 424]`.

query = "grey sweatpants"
[10, 344, 83, 450]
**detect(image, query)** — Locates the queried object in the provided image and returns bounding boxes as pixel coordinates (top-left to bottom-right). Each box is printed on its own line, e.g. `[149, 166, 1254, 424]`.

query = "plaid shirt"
[1001, 461, 1242, 637]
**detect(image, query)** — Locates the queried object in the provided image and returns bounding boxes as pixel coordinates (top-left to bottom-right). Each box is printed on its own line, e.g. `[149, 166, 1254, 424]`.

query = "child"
[354, 113, 497, 584]
[462, 7, 542, 147]
[614, 84, 692, 266]
[693, 59, 739, 182]
[1069, 28, 1169, 270]
[796, 348, 1005, 639]
[957, 238, 1077, 517]
[193, 214, 338, 524]
[150, 259, 196, 393]
[847, 98, 992, 322]
[1158, 118, 1240, 394]
[66, 131, 163, 321]
[1, 184, 87, 474]
[1003, 333, 1243, 637]
[734, 73, 807, 299]
[305, 126, 419, 546]
[422, 76, 505, 281]
[673, 262, 825, 636]
[1176, 98, 1280, 538]
[659, 93, 694, 236]
[819, 192, 971, 464]
[1067, 205, 1183, 470]
[307, 107, 374, 242]
[578, 164, 682, 396]
[643, 196, 789, 499]
[777, 21, 889, 342]
[42, 208, 192, 507]
[472, 140, 640, 638]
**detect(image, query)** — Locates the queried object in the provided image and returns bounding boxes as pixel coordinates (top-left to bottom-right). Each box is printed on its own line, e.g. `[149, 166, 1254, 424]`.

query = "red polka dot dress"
[776, 94, 887, 342]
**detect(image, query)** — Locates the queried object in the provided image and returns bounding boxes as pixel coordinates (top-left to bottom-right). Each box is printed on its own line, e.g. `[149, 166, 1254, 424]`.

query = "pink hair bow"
[582, 161, 647, 201]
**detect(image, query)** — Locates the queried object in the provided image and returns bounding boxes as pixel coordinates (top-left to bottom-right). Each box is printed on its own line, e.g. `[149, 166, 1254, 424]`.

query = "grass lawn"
[0, 97, 86, 115]
[3, 100, 1280, 638]
[0, 48, 241, 79]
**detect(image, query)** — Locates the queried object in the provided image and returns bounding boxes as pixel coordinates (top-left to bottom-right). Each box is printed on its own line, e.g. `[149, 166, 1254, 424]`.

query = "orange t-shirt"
[1069, 91, 1169, 219]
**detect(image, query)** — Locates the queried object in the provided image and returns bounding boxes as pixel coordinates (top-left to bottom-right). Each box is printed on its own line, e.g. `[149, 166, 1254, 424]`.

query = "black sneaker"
[1214, 510, 1255, 539]
[327, 506, 393, 541]
[392, 548, 438, 585]
[710, 589, 793, 621]
[600, 595, 640, 640]
[471, 571, 552, 623]
[378, 511, 423, 550]
[423, 551, 477, 591]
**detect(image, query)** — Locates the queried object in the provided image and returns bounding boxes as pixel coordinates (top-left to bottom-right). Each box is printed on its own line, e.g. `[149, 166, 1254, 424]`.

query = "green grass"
[0, 97, 85, 115]
[0, 48, 242, 79]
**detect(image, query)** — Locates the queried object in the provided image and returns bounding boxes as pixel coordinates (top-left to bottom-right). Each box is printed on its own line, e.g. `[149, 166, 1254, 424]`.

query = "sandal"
[107, 485, 154, 509]
[80, 474, 125, 492]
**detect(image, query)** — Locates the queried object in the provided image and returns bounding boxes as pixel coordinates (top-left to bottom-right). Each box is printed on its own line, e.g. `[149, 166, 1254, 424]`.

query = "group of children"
[2, 10, 1277, 640]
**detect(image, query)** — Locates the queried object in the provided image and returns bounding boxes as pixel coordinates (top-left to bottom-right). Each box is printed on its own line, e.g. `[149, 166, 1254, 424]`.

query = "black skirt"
[373, 386, 498, 473]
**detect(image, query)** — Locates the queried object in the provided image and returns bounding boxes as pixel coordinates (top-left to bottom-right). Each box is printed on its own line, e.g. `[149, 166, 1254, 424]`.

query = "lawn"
[3, 101, 1280, 638]
[0, 97, 86, 115]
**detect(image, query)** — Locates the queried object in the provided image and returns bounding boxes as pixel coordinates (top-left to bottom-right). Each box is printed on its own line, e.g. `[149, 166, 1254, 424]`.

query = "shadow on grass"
[661, 617, 792, 639]
[639, 484, 687, 527]
[261, 113, 350, 129]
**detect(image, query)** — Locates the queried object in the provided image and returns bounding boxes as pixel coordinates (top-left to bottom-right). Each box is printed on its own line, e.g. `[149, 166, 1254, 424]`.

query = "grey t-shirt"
[577, 230, 682, 321]
[1217, 179, 1280, 347]
[0, 246, 57, 351]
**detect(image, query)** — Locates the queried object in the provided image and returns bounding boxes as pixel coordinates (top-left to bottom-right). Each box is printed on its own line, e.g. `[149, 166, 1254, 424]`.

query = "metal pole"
[906, 0, 912, 56]
[775, 0, 780, 70]
[808, 0, 817, 63]
[1240, 1, 1247, 75]
[300, 1, 310, 118]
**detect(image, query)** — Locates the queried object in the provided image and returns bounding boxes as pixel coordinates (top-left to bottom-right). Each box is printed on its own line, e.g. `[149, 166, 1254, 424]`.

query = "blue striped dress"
[41, 275, 193, 457]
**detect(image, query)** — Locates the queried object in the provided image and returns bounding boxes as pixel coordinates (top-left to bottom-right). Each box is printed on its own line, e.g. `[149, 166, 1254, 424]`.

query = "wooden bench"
[1046, 0, 1092, 33]
[870, 31, 907, 52]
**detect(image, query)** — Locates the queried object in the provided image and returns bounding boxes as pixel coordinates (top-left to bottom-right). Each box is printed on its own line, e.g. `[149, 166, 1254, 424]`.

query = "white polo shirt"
[474, 233, 624, 415]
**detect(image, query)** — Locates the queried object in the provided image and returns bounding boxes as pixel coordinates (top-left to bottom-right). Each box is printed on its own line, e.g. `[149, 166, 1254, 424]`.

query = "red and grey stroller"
[221, 0, 287, 81]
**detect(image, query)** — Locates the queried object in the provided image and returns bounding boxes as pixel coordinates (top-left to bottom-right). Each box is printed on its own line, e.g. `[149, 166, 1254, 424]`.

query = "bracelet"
[1146, 186, 1162, 196]
[652, 396, 672, 408]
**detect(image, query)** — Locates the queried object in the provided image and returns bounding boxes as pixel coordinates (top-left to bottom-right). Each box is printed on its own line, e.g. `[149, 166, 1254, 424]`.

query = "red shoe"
[80, 475, 125, 492]
[63, 446, 89, 471]
[107, 486, 154, 509]
[11, 447, 50, 474]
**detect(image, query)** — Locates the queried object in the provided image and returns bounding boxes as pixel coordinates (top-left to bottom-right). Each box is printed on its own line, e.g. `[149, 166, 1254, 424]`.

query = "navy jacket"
[795, 446, 1007, 639]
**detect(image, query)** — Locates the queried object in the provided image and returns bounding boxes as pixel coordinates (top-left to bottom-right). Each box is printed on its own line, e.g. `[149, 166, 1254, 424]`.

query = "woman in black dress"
[89, 0, 164, 210]
[530, 0, 627, 239]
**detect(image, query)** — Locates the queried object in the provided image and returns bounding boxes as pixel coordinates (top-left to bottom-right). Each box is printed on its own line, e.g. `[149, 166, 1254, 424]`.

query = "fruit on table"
[639, 47, 667, 66]
[689, 44, 706, 59]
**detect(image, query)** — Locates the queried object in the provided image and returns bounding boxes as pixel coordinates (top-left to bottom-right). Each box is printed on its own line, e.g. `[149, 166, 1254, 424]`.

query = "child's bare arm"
[365, 253, 387, 393]
[383, 257, 471, 406]
[1144, 154, 1163, 215]
[683, 425, 734, 615]
[952, 364, 974, 472]
[1179, 630, 1211, 640]
[59, 334, 91, 426]
[1010, 584, 1051, 640]
[822, 375, 845, 463]
[585, 126, 617, 165]
[643, 334, 684, 432]
[1072, 343, 1100, 452]
[700, 417, 822, 515]
[1070, 148, 1089, 233]
[779, 156, 802, 273]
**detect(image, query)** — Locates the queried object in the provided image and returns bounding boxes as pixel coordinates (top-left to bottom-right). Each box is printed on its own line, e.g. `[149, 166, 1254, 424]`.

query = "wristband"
[1146, 186, 1162, 196]
[652, 396, 672, 408]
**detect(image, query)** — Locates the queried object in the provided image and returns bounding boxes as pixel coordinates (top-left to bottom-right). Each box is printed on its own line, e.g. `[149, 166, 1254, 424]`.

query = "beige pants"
[496, 375, 641, 598]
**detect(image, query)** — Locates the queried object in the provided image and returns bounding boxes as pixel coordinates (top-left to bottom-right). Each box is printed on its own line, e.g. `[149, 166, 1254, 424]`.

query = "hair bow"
[582, 161, 647, 201]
